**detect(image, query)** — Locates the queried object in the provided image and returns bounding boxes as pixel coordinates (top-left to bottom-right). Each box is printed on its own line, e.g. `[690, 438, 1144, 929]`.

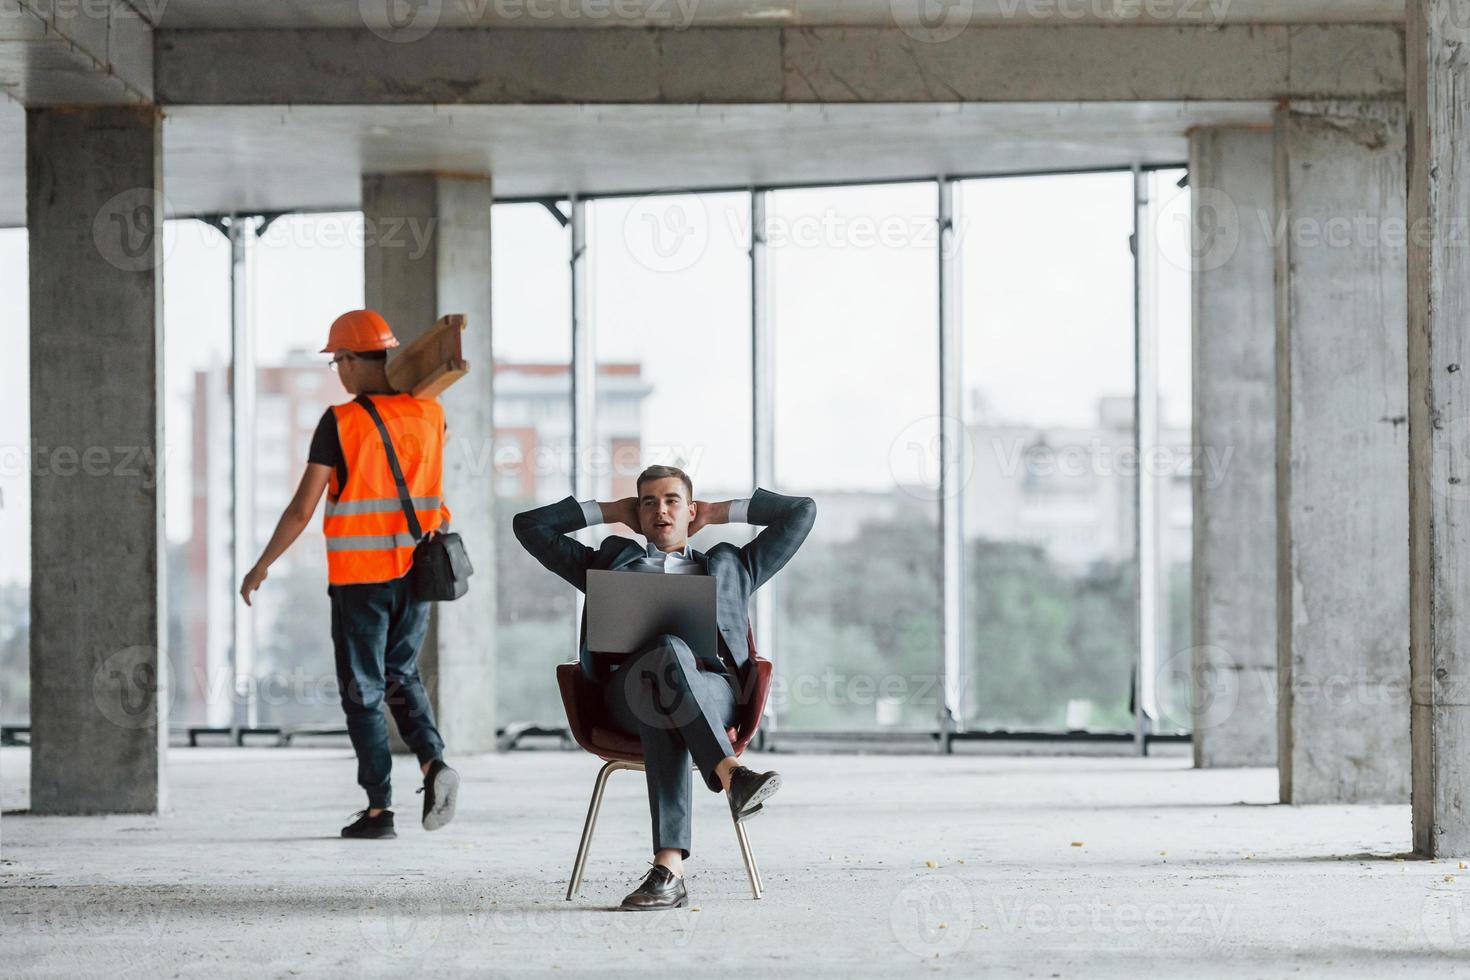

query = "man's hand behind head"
[613, 496, 644, 536]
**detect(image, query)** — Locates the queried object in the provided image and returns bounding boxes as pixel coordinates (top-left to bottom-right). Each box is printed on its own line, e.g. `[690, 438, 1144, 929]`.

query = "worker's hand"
[240, 565, 268, 607]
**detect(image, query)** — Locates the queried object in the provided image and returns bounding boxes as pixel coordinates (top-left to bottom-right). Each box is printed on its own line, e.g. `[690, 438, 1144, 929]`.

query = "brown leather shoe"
[619, 865, 688, 911]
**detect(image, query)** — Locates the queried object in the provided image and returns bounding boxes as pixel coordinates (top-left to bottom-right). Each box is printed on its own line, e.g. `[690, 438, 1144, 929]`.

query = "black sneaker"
[419, 759, 460, 831]
[341, 809, 396, 839]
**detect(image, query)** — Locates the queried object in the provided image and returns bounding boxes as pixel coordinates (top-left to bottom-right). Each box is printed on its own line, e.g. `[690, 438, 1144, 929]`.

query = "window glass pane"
[164, 220, 233, 729]
[768, 182, 941, 731]
[0, 229, 29, 728]
[250, 212, 364, 726]
[1150, 167, 1194, 733]
[493, 201, 576, 729]
[958, 171, 1137, 733]
[588, 191, 753, 532]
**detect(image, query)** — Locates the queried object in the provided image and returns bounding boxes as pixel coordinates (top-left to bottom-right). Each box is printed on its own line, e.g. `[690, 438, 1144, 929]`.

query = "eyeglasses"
[329, 353, 356, 372]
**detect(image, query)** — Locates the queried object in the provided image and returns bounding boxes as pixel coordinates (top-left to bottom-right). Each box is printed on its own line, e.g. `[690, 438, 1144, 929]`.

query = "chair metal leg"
[733, 816, 764, 900]
[566, 760, 636, 900]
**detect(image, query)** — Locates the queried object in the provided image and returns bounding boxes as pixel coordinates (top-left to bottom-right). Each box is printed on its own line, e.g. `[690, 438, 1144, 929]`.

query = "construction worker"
[239, 309, 460, 840]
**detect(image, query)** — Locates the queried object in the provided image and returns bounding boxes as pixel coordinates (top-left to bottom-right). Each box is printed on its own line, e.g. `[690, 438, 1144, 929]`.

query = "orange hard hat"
[321, 309, 399, 353]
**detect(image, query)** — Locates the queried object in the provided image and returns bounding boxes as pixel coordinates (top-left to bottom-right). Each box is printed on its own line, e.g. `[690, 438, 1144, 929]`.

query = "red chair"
[557, 622, 774, 901]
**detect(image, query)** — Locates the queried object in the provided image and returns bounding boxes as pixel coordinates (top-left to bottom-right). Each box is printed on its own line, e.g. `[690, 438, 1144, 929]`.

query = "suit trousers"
[599, 633, 738, 858]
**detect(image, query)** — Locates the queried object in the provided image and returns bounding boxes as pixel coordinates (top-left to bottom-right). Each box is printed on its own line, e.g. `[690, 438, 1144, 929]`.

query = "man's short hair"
[636, 465, 693, 502]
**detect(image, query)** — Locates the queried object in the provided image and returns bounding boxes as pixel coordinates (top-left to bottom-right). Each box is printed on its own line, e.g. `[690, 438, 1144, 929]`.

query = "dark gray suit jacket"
[511, 488, 817, 683]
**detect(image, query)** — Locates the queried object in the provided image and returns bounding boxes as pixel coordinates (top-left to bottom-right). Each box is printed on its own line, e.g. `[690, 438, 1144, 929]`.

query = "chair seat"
[587, 724, 741, 763]
[557, 623, 772, 766]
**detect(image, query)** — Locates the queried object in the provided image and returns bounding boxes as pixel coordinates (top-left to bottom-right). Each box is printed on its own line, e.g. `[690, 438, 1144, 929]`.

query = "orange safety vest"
[323, 394, 450, 586]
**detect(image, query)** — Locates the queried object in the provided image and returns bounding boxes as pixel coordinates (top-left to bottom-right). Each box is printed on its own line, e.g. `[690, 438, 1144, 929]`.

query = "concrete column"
[362, 173, 496, 753]
[1408, 0, 1470, 857]
[1188, 126, 1279, 768]
[27, 106, 166, 813]
[1274, 101, 1410, 804]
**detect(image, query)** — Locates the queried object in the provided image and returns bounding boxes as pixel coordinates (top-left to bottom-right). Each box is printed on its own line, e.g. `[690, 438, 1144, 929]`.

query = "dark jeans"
[330, 573, 444, 809]
[600, 633, 738, 859]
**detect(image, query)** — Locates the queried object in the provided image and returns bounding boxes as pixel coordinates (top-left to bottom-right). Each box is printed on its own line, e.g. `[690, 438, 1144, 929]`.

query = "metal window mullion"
[1133, 165, 1161, 754]
[229, 215, 258, 730]
[570, 196, 594, 501]
[750, 189, 776, 733]
[569, 197, 595, 649]
[938, 179, 964, 748]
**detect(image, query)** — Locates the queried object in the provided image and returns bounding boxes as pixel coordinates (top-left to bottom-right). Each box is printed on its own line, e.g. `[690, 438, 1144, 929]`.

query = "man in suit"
[512, 465, 816, 910]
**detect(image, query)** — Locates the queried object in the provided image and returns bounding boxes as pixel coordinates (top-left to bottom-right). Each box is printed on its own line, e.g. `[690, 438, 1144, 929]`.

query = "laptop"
[585, 569, 719, 665]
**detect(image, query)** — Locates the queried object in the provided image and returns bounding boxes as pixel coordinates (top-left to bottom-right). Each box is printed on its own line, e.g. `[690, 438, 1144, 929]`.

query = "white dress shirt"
[578, 497, 751, 575]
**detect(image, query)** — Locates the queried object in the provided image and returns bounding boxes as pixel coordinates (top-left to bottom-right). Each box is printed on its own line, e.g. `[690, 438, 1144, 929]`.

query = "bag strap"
[358, 396, 424, 543]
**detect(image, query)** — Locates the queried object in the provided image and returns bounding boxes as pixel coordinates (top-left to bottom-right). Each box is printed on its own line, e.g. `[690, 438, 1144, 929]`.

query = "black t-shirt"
[307, 407, 348, 488]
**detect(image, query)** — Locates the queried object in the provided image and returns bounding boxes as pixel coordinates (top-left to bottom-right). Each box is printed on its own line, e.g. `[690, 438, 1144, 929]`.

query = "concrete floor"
[1, 746, 1465, 978]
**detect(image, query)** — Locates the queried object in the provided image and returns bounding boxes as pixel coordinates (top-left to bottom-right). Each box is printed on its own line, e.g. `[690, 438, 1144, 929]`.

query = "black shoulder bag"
[360, 397, 473, 602]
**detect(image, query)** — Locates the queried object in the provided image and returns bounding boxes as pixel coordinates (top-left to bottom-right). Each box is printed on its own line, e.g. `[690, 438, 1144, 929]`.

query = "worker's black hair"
[355, 349, 388, 362]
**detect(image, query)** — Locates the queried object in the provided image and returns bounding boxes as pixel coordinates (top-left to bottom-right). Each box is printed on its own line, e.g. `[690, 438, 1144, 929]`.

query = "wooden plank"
[387, 313, 469, 398]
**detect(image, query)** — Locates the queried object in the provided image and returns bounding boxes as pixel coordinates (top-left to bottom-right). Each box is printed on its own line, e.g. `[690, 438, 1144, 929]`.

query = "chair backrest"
[730, 622, 772, 755]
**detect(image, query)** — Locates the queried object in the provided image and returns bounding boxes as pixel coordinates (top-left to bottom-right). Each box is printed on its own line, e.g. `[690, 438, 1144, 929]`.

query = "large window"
[492, 201, 576, 729]
[6, 168, 1192, 746]
[957, 171, 1138, 733]
[588, 192, 754, 528]
[768, 183, 942, 731]
[163, 219, 233, 728]
[0, 228, 29, 727]
[249, 213, 364, 726]
[1149, 168, 1194, 733]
